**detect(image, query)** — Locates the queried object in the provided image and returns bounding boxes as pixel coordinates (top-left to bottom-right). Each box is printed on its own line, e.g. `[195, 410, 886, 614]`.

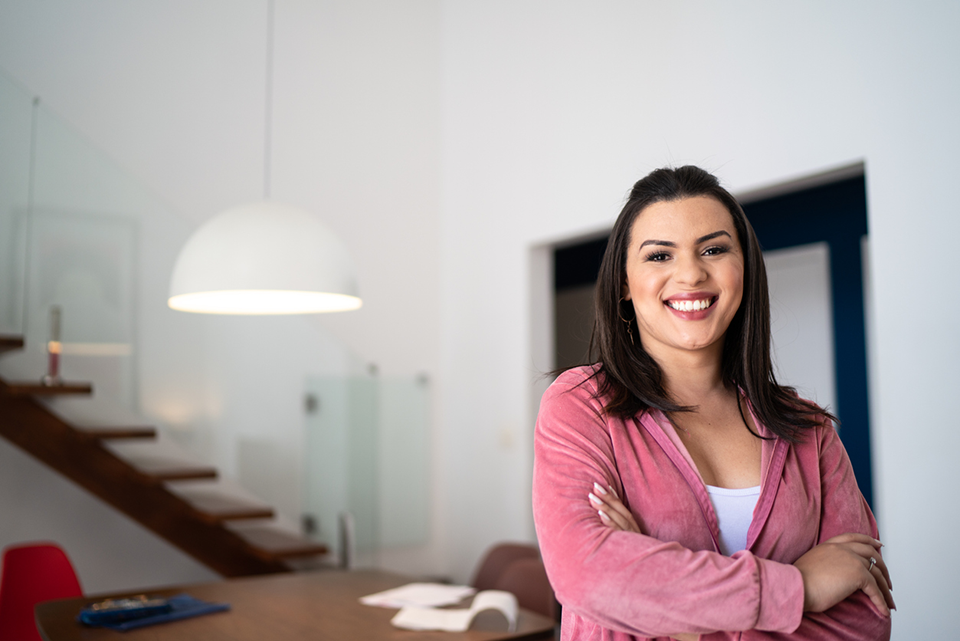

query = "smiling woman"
[532, 166, 893, 641]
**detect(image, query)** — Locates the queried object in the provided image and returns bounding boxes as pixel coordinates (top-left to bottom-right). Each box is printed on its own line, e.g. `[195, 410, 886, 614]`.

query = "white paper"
[390, 590, 518, 632]
[360, 583, 476, 608]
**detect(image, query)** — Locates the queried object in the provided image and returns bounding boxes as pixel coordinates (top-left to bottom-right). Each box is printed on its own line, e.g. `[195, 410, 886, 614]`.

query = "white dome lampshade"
[168, 201, 362, 314]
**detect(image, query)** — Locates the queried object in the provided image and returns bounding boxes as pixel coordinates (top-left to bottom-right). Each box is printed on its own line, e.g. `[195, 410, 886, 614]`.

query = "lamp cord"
[264, 0, 274, 200]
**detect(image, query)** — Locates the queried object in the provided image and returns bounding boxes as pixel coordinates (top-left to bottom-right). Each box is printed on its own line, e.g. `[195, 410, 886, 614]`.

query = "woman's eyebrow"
[639, 239, 676, 248]
[696, 230, 732, 243]
[638, 230, 731, 249]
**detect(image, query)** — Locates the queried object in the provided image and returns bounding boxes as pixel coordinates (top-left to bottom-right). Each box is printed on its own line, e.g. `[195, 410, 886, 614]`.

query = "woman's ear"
[621, 281, 631, 301]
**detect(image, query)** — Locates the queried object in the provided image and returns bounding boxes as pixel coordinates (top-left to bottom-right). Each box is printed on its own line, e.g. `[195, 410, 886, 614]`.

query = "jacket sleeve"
[740, 422, 891, 640]
[532, 374, 805, 638]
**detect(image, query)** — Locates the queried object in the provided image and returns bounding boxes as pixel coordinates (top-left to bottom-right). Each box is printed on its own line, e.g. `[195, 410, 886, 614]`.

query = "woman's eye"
[703, 245, 729, 256]
[645, 251, 670, 262]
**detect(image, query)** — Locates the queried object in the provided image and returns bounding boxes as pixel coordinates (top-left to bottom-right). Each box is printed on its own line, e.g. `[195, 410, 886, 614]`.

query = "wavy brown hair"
[588, 165, 831, 441]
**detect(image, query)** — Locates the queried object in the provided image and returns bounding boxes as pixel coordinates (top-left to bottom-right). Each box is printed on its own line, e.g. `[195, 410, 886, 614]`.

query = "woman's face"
[622, 196, 744, 364]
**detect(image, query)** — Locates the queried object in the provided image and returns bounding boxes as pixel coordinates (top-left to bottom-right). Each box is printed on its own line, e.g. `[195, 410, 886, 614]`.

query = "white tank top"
[706, 485, 761, 555]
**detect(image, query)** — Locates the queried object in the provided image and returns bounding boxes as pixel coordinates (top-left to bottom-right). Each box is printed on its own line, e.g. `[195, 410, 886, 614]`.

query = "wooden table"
[36, 569, 556, 640]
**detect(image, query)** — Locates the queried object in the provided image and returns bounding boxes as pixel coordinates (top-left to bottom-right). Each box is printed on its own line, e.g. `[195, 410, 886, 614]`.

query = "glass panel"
[303, 374, 379, 567]
[24, 210, 137, 404]
[303, 374, 430, 567]
[0, 68, 196, 412]
[378, 376, 430, 547]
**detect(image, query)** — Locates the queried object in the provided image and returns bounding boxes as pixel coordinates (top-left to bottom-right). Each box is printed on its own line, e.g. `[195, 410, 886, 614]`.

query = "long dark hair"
[589, 165, 830, 441]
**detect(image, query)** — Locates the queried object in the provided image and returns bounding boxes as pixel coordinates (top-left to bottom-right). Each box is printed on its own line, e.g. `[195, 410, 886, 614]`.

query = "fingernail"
[873, 538, 883, 547]
[593, 483, 607, 495]
[598, 510, 610, 521]
[588, 493, 601, 505]
[608, 486, 619, 499]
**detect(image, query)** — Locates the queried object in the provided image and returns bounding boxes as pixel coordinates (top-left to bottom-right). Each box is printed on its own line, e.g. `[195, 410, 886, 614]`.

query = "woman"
[531, 166, 893, 640]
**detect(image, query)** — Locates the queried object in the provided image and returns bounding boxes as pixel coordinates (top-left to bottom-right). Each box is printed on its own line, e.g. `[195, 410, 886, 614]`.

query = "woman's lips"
[665, 296, 716, 312]
[663, 295, 719, 321]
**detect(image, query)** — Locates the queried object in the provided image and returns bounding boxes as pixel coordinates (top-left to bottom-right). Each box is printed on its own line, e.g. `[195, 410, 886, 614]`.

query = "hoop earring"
[618, 298, 636, 345]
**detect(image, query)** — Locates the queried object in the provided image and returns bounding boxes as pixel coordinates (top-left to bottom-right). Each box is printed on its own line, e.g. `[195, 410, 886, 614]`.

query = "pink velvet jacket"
[532, 367, 891, 640]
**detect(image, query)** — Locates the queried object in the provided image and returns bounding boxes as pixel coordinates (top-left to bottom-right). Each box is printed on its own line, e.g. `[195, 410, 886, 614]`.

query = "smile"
[666, 297, 715, 312]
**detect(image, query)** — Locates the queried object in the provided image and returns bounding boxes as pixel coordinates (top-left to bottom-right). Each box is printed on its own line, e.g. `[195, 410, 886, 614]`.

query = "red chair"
[0, 542, 83, 641]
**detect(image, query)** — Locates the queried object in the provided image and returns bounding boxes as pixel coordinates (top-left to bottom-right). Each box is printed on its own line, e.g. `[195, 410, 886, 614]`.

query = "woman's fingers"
[869, 550, 893, 593]
[597, 509, 621, 530]
[796, 534, 895, 616]
[834, 541, 894, 615]
[868, 557, 897, 611]
[822, 533, 894, 592]
[589, 492, 632, 531]
[859, 568, 893, 616]
[840, 540, 894, 597]
[589, 482, 641, 533]
[822, 532, 881, 545]
[593, 483, 633, 519]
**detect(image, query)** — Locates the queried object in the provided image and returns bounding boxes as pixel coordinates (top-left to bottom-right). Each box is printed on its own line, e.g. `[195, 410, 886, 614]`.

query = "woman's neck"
[648, 343, 729, 408]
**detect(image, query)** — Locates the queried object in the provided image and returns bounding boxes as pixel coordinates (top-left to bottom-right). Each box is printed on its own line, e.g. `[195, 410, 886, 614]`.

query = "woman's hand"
[588, 482, 641, 533]
[588, 483, 719, 641]
[793, 533, 895, 616]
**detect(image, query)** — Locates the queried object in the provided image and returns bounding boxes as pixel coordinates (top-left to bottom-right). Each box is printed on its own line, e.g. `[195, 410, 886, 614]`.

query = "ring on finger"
[868, 557, 876, 572]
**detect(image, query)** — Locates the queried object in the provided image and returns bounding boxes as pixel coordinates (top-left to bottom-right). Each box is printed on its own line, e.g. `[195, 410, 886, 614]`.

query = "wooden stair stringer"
[0, 383, 314, 577]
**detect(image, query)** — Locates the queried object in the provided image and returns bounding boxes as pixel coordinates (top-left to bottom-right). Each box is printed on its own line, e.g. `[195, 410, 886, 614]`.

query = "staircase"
[0, 335, 327, 577]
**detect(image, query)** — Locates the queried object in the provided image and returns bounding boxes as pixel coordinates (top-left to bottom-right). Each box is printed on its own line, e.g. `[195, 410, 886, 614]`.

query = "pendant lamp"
[168, 201, 361, 314]
[167, 0, 361, 315]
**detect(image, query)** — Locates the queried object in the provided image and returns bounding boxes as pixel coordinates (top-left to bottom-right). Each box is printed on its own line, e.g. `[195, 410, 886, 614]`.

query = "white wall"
[0, 0, 958, 635]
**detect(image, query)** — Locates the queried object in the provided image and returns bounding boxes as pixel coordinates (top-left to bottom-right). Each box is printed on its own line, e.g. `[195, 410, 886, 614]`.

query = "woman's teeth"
[667, 298, 713, 312]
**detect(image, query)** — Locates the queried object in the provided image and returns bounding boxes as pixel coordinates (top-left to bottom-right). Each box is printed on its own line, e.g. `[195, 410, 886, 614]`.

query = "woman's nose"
[674, 254, 707, 285]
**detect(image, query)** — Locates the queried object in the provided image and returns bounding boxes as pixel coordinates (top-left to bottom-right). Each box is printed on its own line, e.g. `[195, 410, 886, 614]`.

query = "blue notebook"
[79, 593, 230, 631]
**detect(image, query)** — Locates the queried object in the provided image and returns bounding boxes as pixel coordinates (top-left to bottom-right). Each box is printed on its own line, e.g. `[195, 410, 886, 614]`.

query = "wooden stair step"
[231, 525, 329, 560]
[123, 455, 218, 481]
[76, 426, 157, 440]
[0, 336, 24, 353]
[173, 487, 275, 524]
[1, 381, 93, 396]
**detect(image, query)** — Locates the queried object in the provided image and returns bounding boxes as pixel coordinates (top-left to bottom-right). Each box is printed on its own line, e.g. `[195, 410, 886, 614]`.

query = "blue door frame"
[743, 175, 874, 509]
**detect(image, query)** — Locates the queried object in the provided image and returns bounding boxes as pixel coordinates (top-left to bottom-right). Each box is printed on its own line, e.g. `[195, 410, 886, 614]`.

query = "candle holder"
[41, 305, 63, 386]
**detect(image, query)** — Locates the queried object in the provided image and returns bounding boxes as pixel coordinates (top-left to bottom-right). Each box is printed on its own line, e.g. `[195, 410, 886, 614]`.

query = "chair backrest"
[494, 557, 557, 621]
[471, 543, 541, 592]
[471, 542, 558, 621]
[0, 542, 83, 641]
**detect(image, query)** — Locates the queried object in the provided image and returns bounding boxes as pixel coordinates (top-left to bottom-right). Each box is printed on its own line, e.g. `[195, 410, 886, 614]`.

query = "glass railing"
[0, 72, 34, 340]
[303, 373, 431, 568]
[0, 69, 189, 408]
